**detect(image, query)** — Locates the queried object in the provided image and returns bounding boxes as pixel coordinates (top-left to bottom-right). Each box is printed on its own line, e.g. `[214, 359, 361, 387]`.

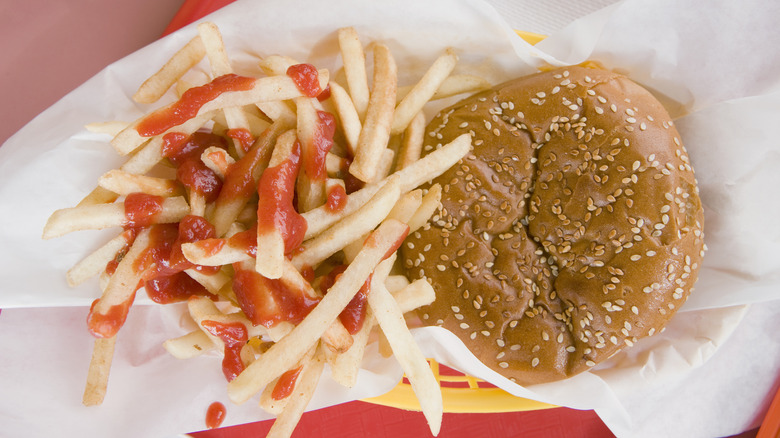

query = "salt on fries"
[43, 23, 480, 437]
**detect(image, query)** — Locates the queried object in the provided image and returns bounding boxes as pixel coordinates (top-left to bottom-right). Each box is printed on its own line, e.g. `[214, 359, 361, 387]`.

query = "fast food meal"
[401, 65, 705, 385]
[40, 17, 704, 437]
[42, 22, 486, 437]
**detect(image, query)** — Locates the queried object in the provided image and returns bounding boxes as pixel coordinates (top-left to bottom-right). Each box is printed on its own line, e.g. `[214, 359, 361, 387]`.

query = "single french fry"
[77, 186, 120, 207]
[408, 183, 442, 232]
[188, 296, 227, 347]
[201, 146, 235, 179]
[67, 229, 135, 287]
[199, 22, 254, 158]
[291, 175, 401, 270]
[228, 219, 409, 404]
[387, 189, 423, 224]
[396, 73, 491, 102]
[133, 36, 206, 104]
[85, 121, 129, 136]
[265, 345, 327, 438]
[375, 147, 396, 181]
[349, 43, 397, 183]
[181, 237, 252, 266]
[185, 268, 231, 295]
[301, 133, 470, 240]
[198, 22, 232, 76]
[111, 71, 328, 156]
[255, 129, 298, 279]
[325, 152, 347, 178]
[328, 254, 395, 388]
[87, 228, 151, 338]
[396, 111, 426, 170]
[368, 262, 442, 436]
[82, 336, 116, 406]
[328, 81, 361, 155]
[43, 196, 189, 239]
[98, 169, 183, 197]
[163, 329, 216, 359]
[256, 101, 297, 123]
[391, 48, 457, 135]
[337, 27, 369, 120]
[385, 274, 411, 293]
[295, 97, 326, 212]
[258, 55, 300, 76]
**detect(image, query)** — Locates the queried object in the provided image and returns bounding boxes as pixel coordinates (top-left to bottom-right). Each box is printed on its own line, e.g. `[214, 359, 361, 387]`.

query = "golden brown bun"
[401, 66, 705, 386]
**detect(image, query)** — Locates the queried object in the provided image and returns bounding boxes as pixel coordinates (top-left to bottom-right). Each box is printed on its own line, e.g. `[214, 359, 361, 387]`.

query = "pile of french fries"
[42, 22, 490, 437]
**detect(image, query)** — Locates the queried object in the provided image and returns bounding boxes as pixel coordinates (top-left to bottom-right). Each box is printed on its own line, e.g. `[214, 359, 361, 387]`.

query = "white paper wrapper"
[1, 0, 779, 437]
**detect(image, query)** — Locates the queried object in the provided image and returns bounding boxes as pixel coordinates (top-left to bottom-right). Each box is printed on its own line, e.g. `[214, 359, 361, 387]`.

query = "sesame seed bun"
[401, 65, 705, 385]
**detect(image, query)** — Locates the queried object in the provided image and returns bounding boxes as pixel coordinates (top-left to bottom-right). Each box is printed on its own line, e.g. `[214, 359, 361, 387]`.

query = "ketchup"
[319, 265, 369, 334]
[341, 157, 365, 193]
[286, 64, 322, 98]
[134, 219, 219, 304]
[326, 183, 348, 213]
[162, 131, 228, 166]
[86, 291, 136, 338]
[226, 128, 255, 154]
[232, 265, 320, 328]
[123, 193, 164, 228]
[256, 141, 307, 255]
[136, 74, 257, 136]
[201, 319, 248, 382]
[205, 402, 226, 429]
[271, 366, 303, 400]
[302, 111, 336, 183]
[177, 159, 222, 203]
[162, 132, 227, 203]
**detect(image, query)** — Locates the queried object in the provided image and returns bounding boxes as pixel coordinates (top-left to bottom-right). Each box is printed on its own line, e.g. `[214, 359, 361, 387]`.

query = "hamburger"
[401, 65, 705, 385]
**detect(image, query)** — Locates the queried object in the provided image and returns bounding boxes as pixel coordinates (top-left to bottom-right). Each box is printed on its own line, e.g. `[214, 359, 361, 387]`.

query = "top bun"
[401, 65, 705, 385]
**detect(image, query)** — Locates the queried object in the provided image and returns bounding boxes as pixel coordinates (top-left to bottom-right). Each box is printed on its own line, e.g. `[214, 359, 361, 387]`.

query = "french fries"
[45, 22, 481, 438]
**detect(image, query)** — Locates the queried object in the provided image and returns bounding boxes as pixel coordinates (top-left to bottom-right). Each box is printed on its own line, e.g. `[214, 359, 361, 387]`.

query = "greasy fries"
[44, 22, 480, 438]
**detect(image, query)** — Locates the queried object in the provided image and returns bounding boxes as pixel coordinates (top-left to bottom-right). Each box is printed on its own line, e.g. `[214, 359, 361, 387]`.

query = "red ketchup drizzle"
[286, 63, 322, 98]
[317, 84, 331, 102]
[133, 218, 219, 304]
[123, 193, 164, 228]
[86, 291, 136, 338]
[271, 366, 303, 400]
[227, 225, 258, 257]
[256, 141, 307, 255]
[319, 265, 369, 335]
[177, 160, 222, 203]
[341, 157, 365, 194]
[326, 183, 348, 213]
[341, 275, 371, 334]
[200, 320, 248, 382]
[205, 402, 226, 429]
[136, 74, 257, 136]
[232, 265, 320, 328]
[163, 132, 228, 203]
[226, 128, 255, 154]
[303, 111, 336, 182]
